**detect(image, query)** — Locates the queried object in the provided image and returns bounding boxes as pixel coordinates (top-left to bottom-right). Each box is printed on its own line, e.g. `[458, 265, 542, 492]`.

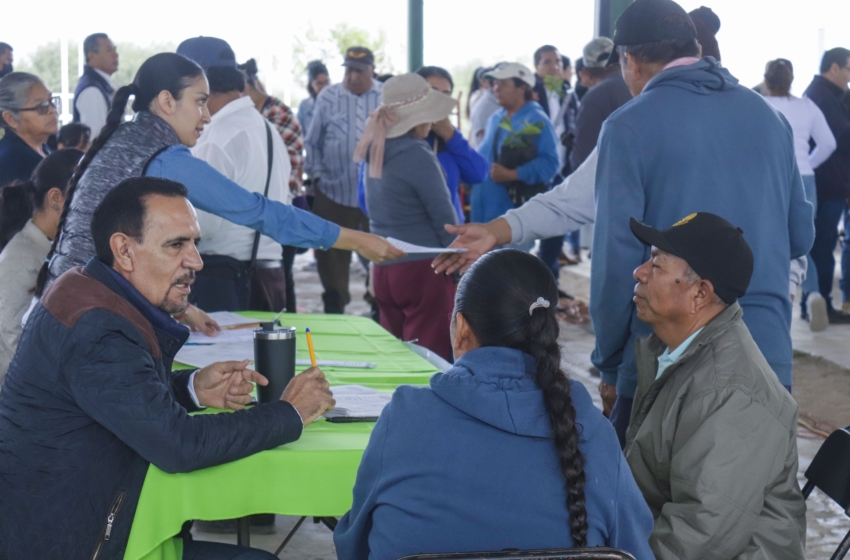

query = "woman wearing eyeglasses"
[0, 73, 59, 187]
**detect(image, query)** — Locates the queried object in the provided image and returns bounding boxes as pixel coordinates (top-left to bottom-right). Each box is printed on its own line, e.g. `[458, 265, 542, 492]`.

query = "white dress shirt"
[191, 96, 292, 261]
[75, 67, 113, 135]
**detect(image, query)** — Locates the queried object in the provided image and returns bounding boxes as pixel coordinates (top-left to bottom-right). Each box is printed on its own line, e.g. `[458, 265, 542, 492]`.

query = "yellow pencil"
[305, 328, 317, 367]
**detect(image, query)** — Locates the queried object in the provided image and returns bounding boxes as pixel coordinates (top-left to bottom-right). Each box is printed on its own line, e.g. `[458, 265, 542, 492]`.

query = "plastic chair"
[397, 548, 636, 560]
[803, 426, 850, 560]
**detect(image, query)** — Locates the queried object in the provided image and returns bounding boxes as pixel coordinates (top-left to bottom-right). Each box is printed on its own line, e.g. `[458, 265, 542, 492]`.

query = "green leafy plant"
[498, 117, 544, 148]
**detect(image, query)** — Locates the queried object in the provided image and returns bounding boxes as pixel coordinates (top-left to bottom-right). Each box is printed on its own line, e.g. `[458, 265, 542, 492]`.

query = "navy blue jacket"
[0, 130, 44, 187]
[804, 75, 850, 200]
[334, 346, 654, 560]
[0, 258, 303, 560]
[73, 65, 115, 124]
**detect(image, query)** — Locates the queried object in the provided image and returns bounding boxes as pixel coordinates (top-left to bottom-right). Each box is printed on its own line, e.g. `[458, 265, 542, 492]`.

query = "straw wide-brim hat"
[384, 73, 456, 139]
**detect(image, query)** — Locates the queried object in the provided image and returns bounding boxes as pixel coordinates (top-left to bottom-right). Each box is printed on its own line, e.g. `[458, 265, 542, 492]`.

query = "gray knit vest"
[48, 111, 179, 285]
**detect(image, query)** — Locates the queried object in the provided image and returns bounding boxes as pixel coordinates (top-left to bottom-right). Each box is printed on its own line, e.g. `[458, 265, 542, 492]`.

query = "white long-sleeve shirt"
[505, 145, 807, 296]
[505, 148, 597, 244]
[764, 95, 837, 176]
[191, 96, 292, 261]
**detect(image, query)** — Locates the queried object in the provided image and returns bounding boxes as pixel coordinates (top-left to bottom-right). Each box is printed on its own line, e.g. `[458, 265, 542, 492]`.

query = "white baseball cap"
[484, 62, 536, 88]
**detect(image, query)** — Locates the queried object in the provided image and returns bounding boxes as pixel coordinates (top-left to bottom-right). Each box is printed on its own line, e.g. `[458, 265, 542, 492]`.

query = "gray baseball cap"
[582, 37, 615, 68]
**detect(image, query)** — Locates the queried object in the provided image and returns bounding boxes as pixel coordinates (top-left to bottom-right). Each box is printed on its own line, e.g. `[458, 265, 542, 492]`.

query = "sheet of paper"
[175, 341, 255, 369]
[187, 328, 257, 345]
[324, 385, 392, 418]
[206, 311, 262, 329]
[387, 237, 468, 254]
[295, 359, 375, 369]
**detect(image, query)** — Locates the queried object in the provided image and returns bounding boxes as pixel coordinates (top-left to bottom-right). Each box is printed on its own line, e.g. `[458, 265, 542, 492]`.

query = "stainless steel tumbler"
[253, 325, 296, 403]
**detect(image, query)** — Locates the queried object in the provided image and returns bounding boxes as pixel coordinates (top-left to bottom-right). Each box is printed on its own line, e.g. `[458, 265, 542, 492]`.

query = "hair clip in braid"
[529, 297, 550, 316]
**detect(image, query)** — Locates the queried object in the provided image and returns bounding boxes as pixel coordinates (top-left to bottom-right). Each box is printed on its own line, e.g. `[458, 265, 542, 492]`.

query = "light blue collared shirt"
[656, 328, 704, 379]
[304, 81, 383, 207]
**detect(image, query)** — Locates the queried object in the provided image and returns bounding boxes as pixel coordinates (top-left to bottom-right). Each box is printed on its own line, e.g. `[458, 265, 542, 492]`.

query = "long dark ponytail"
[35, 53, 204, 295]
[454, 249, 588, 546]
[0, 148, 83, 251]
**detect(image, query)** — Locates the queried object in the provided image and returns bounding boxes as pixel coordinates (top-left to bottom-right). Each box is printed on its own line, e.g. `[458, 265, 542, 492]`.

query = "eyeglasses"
[19, 96, 61, 116]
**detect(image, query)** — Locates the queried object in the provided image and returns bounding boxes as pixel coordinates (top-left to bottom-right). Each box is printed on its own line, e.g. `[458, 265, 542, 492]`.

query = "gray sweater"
[49, 111, 178, 285]
[365, 134, 458, 264]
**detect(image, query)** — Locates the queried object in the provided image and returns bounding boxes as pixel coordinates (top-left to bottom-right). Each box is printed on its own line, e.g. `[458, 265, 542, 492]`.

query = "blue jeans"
[538, 235, 566, 279]
[801, 175, 819, 295]
[566, 230, 581, 253]
[182, 539, 277, 560]
[842, 208, 850, 302]
[811, 198, 847, 309]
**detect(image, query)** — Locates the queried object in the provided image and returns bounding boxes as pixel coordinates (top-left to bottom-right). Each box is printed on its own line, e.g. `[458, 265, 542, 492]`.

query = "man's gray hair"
[0, 72, 44, 127]
[683, 264, 727, 307]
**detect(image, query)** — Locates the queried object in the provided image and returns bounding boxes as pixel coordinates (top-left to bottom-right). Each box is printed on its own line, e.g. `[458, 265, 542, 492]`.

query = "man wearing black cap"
[625, 212, 805, 559]
[305, 46, 382, 314]
[590, 0, 813, 445]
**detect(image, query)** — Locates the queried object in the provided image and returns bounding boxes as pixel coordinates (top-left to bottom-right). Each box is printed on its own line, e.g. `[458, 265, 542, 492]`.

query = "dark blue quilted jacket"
[0, 258, 303, 559]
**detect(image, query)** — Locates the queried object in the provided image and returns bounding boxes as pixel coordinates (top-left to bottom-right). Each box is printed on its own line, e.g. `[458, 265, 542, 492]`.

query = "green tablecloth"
[123, 313, 438, 560]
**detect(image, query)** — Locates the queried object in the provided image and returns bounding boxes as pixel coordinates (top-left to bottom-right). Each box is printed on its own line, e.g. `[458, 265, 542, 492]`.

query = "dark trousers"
[192, 255, 287, 313]
[283, 245, 297, 313]
[313, 188, 369, 314]
[538, 235, 566, 279]
[373, 260, 457, 362]
[810, 198, 847, 309]
[610, 396, 633, 449]
[182, 539, 276, 560]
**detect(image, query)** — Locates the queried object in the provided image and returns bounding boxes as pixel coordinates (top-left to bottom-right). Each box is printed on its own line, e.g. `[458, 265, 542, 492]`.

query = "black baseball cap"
[630, 212, 754, 304]
[606, 0, 697, 66]
[342, 47, 375, 70]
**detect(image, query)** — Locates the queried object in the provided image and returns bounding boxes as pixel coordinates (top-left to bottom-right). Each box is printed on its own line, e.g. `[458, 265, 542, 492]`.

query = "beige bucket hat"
[354, 73, 456, 178]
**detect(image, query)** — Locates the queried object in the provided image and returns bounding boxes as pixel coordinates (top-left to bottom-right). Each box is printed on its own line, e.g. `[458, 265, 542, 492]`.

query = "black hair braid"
[522, 310, 588, 546]
[457, 249, 589, 546]
[34, 84, 135, 296]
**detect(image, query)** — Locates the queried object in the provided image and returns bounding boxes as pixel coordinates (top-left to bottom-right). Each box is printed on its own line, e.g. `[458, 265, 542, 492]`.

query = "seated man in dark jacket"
[625, 213, 805, 559]
[0, 177, 335, 560]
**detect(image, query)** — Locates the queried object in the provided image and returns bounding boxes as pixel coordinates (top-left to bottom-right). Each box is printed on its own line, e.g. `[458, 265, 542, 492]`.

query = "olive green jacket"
[624, 303, 806, 559]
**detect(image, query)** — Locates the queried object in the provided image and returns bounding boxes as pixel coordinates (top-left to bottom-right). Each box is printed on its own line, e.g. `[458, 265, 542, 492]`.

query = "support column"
[408, 0, 424, 72]
[595, 0, 633, 38]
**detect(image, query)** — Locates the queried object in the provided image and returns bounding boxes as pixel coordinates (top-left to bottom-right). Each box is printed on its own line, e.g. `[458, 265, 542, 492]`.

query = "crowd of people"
[0, 0, 847, 557]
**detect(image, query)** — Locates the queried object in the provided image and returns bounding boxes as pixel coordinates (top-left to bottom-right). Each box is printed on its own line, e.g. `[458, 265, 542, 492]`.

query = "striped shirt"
[305, 81, 382, 207]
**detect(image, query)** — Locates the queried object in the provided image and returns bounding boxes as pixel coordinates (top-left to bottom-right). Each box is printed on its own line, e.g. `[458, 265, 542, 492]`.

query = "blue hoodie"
[334, 346, 654, 560]
[591, 58, 814, 397]
[470, 101, 559, 223]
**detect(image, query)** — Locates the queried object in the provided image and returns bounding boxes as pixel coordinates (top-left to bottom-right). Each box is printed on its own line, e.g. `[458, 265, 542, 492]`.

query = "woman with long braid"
[35, 53, 402, 321]
[334, 249, 653, 559]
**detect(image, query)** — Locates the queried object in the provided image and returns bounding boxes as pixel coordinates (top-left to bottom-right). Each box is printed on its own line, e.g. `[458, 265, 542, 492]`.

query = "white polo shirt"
[191, 96, 292, 261]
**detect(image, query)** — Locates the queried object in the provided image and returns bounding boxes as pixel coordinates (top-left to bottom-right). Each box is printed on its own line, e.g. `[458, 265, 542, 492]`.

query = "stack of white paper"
[324, 385, 392, 419]
[387, 238, 468, 254]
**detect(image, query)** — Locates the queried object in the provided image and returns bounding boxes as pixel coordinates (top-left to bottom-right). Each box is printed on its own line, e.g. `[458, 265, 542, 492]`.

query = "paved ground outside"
[194, 249, 850, 559]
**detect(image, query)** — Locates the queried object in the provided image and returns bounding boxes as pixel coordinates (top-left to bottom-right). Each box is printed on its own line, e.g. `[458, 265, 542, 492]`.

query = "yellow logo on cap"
[347, 50, 367, 58]
[673, 213, 697, 227]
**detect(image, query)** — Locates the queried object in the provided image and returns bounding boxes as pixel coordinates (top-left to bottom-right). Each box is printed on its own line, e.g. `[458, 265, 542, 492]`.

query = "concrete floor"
[193, 250, 850, 559]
